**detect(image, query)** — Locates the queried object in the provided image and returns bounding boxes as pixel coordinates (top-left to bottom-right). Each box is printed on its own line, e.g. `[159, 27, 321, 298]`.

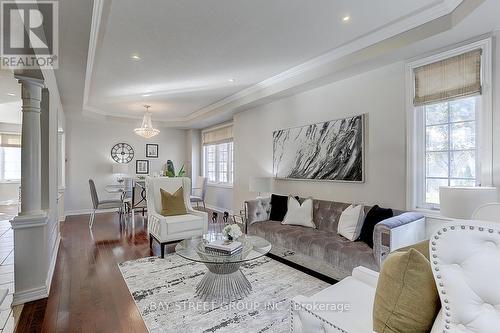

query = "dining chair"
[88, 179, 123, 229]
[126, 180, 147, 217]
[190, 176, 207, 210]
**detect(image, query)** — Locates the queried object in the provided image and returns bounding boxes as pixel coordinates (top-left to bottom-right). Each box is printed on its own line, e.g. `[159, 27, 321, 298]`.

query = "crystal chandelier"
[134, 105, 160, 139]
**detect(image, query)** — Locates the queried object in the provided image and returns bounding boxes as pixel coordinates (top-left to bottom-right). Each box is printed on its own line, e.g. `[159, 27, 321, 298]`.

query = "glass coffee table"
[175, 234, 271, 302]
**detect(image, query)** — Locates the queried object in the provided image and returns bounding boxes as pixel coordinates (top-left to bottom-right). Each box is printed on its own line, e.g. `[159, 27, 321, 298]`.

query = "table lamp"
[249, 177, 271, 197]
[439, 186, 498, 219]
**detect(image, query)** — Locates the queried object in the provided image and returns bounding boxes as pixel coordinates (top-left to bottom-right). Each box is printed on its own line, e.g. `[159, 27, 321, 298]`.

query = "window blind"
[413, 49, 482, 106]
[0, 133, 21, 147]
[202, 124, 233, 146]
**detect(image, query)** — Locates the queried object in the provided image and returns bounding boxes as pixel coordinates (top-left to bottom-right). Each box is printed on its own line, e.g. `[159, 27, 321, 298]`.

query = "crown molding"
[82, 0, 467, 126]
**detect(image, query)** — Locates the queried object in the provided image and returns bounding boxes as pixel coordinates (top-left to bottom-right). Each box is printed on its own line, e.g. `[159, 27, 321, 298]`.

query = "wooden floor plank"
[16, 209, 226, 333]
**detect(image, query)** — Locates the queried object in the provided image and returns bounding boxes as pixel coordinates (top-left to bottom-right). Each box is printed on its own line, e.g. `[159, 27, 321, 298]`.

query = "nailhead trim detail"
[430, 223, 500, 333]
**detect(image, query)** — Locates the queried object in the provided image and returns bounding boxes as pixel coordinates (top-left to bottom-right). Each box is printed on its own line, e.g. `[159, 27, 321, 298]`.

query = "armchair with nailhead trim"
[290, 221, 500, 333]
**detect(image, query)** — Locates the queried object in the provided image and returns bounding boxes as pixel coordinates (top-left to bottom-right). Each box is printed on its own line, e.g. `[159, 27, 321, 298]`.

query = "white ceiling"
[0, 70, 21, 125]
[68, 0, 467, 125]
[55, 0, 500, 128]
[88, 0, 440, 121]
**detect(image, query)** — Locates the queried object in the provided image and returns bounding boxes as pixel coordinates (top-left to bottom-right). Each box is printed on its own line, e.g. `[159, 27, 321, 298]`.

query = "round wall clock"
[111, 143, 134, 163]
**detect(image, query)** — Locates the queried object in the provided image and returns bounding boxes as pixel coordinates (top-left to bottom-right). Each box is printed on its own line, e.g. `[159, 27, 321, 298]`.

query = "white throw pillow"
[337, 204, 365, 241]
[281, 196, 316, 228]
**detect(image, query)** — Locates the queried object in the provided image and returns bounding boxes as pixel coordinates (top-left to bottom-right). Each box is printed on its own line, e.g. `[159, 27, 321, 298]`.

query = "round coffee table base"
[195, 265, 252, 302]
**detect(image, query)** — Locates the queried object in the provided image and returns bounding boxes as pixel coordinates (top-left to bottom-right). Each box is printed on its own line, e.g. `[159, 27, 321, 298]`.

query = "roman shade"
[413, 49, 482, 106]
[202, 124, 233, 145]
[0, 133, 21, 147]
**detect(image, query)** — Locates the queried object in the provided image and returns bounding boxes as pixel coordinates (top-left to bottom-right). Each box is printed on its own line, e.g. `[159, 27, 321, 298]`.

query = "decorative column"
[17, 75, 45, 215]
[10, 75, 49, 306]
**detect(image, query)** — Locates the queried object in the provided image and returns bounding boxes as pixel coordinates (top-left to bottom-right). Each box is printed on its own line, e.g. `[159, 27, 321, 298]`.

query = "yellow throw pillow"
[396, 240, 430, 260]
[160, 187, 187, 216]
[373, 249, 440, 333]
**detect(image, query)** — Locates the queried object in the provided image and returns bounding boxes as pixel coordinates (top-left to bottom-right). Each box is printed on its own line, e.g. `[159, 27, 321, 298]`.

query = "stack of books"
[205, 239, 242, 255]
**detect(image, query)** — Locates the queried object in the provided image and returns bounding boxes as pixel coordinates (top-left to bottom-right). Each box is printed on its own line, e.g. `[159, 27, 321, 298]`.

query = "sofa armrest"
[373, 212, 426, 267]
[291, 297, 347, 333]
[351, 266, 379, 288]
[186, 207, 209, 233]
[244, 198, 271, 227]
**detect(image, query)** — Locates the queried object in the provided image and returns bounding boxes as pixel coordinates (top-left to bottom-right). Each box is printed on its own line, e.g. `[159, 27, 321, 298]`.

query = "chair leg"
[161, 243, 165, 258]
[202, 201, 206, 211]
[149, 234, 153, 249]
[142, 208, 145, 216]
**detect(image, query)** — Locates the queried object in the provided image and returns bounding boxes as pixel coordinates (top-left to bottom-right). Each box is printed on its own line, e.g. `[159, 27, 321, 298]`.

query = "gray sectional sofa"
[245, 197, 426, 280]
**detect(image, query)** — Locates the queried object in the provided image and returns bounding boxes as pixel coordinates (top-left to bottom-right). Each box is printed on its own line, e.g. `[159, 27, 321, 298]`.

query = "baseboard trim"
[46, 233, 61, 294]
[12, 286, 48, 306]
[65, 208, 117, 216]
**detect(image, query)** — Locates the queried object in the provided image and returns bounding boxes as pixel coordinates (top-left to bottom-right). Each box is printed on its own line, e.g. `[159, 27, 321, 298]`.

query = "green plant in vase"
[164, 159, 186, 177]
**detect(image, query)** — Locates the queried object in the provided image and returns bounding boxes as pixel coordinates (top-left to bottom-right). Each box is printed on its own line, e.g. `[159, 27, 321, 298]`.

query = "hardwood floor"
[16, 209, 225, 333]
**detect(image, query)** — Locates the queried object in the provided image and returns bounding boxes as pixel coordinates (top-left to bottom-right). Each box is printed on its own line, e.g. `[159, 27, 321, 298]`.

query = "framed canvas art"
[136, 160, 150, 174]
[146, 144, 159, 158]
[273, 114, 364, 182]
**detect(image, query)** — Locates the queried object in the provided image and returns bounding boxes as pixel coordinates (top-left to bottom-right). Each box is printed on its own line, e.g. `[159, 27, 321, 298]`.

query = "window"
[423, 97, 478, 205]
[0, 133, 21, 182]
[408, 39, 492, 210]
[203, 142, 233, 185]
[202, 124, 234, 185]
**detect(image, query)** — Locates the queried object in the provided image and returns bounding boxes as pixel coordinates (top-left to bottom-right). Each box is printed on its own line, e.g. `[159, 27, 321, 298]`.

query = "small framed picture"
[146, 144, 159, 158]
[136, 160, 149, 174]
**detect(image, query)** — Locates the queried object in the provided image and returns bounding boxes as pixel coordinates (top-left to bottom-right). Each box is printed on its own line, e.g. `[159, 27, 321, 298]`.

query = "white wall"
[233, 62, 407, 211]
[65, 113, 187, 213]
[492, 32, 500, 187]
[205, 185, 233, 212]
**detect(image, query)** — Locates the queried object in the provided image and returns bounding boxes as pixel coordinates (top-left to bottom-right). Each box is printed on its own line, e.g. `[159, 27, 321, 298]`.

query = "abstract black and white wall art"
[273, 114, 364, 182]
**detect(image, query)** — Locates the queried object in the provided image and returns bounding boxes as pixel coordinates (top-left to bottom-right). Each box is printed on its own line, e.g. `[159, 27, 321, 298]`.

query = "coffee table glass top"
[175, 234, 271, 264]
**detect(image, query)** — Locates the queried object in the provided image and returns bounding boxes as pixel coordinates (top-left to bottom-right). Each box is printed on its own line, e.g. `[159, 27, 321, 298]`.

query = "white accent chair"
[291, 266, 378, 332]
[291, 221, 500, 333]
[146, 177, 208, 258]
[430, 221, 500, 333]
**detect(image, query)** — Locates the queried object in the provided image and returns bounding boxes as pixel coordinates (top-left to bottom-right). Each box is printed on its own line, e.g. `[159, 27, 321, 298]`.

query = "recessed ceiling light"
[342, 15, 350, 22]
[130, 54, 141, 60]
[6, 92, 15, 96]
[228, 78, 235, 83]
[142, 94, 151, 97]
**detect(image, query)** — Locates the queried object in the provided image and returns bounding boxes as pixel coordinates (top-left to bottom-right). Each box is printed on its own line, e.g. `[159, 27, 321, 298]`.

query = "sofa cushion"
[248, 220, 378, 275]
[269, 194, 288, 221]
[373, 249, 440, 333]
[282, 196, 316, 228]
[160, 187, 187, 216]
[359, 205, 393, 248]
[312, 200, 351, 233]
[337, 204, 365, 241]
[163, 213, 204, 235]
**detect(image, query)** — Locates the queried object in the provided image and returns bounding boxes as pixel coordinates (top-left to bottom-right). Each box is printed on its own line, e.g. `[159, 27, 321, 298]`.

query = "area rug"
[118, 254, 330, 333]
